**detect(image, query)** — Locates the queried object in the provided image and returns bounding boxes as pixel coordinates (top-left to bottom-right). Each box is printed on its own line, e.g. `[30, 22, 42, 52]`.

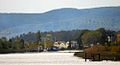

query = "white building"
[53, 41, 69, 49]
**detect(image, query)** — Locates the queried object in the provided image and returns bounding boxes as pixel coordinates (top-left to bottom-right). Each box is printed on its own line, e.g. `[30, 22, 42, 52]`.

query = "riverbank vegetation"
[74, 44, 120, 61]
[74, 29, 120, 61]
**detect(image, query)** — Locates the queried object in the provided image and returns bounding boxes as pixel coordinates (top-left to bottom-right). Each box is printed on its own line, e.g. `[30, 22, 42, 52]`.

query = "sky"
[0, 0, 120, 13]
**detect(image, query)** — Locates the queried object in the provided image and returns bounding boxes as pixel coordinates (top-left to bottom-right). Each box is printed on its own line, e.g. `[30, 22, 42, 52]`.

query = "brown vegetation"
[83, 44, 120, 61]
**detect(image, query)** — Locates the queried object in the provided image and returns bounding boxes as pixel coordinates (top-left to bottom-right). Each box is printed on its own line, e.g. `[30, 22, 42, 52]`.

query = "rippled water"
[0, 52, 120, 65]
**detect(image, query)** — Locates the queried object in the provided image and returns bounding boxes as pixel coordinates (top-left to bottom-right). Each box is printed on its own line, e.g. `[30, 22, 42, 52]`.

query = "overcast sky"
[0, 0, 120, 13]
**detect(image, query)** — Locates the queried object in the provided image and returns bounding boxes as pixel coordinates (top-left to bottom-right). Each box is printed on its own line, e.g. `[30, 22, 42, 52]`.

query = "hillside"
[0, 6, 120, 38]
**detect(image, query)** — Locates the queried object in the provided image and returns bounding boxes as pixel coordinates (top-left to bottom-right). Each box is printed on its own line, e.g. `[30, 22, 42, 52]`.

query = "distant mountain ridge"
[0, 6, 120, 38]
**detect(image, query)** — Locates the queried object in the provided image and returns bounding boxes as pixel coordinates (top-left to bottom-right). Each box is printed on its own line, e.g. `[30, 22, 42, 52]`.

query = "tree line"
[0, 28, 120, 53]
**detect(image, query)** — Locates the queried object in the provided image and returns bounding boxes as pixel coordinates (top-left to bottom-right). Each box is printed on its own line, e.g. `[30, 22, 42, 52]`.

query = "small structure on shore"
[53, 41, 69, 49]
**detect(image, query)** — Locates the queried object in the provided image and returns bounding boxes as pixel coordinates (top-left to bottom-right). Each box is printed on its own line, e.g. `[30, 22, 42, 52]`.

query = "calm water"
[0, 52, 120, 65]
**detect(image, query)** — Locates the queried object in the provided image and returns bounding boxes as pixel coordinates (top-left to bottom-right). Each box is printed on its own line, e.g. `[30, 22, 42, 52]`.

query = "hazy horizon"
[0, 0, 120, 13]
[0, 6, 120, 14]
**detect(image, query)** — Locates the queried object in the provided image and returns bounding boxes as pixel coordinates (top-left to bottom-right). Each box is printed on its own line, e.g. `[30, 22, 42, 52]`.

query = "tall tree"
[36, 31, 41, 42]
[36, 31, 41, 52]
[8, 39, 13, 49]
[77, 30, 89, 49]
[20, 39, 25, 49]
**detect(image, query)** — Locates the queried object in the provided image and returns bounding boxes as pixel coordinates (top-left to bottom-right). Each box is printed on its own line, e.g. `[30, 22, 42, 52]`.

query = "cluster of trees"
[0, 31, 42, 53]
[0, 37, 24, 50]
[0, 30, 56, 53]
[16, 30, 83, 43]
[77, 28, 116, 48]
[0, 28, 120, 53]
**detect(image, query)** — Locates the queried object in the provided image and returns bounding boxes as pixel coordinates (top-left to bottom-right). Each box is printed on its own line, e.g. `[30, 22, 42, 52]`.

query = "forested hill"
[0, 6, 120, 38]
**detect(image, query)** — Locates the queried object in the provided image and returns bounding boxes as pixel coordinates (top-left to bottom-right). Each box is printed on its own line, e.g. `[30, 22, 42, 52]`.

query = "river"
[0, 51, 119, 65]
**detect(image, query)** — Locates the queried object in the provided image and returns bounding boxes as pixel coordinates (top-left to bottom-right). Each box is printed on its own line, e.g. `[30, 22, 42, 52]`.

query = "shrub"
[111, 46, 120, 52]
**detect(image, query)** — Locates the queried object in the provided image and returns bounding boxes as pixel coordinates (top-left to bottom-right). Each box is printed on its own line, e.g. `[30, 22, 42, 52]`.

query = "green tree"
[77, 30, 89, 49]
[81, 30, 102, 46]
[36, 31, 42, 51]
[0, 37, 9, 49]
[44, 40, 53, 49]
[0, 39, 3, 49]
[8, 39, 13, 49]
[36, 31, 41, 42]
[15, 37, 23, 49]
[20, 39, 25, 49]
